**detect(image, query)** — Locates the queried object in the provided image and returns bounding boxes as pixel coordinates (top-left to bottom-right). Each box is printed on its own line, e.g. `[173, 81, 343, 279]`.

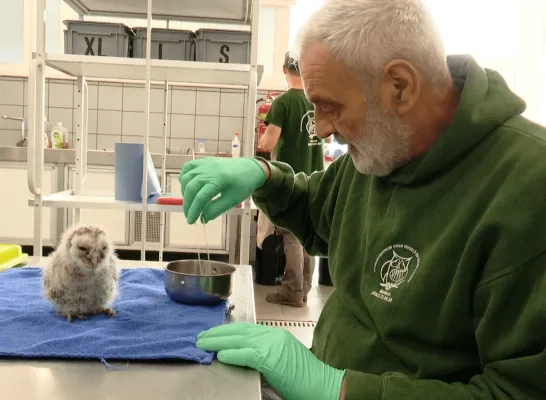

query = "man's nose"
[315, 116, 336, 140]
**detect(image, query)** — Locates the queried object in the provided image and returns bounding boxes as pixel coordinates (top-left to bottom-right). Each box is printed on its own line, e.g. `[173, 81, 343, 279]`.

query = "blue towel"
[0, 267, 228, 364]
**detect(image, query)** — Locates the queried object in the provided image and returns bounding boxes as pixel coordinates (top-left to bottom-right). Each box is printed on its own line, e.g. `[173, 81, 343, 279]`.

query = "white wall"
[0, 76, 280, 152]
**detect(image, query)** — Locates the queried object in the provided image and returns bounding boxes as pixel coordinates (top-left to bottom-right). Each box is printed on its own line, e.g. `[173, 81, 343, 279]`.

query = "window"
[0, 0, 74, 76]
[289, 0, 323, 46]
[0, 0, 26, 75]
[0, 0, 24, 64]
[256, 7, 277, 84]
[422, 0, 521, 58]
[46, 0, 64, 55]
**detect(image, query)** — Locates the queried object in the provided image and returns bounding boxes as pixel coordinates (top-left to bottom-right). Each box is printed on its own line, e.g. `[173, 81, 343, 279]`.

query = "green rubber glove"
[197, 322, 345, 400]
[179, 157, 266, 224]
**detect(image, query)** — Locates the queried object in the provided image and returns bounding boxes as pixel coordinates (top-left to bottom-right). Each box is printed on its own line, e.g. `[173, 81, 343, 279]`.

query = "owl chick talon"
[89, 307, 116, 318]
[58, 312, 90, 322]
[58, 312, 72, 322]
[57, 312, 74, 322]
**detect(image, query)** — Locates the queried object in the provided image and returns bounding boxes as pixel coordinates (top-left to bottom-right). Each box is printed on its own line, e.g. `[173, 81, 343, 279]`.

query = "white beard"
[347, 102, 412, 176]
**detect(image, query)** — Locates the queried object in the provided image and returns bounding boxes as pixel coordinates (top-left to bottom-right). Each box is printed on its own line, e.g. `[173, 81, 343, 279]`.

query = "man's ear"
[283, 66, 288, 75]
[378, 60, 420, 115]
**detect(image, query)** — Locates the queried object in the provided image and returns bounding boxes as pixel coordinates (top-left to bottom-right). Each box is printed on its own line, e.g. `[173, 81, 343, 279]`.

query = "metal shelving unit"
[28, 0, 261, 264]
[63, 0, 253, 24]
[29, 190, 252, 214]
[44, 54, 264, 85]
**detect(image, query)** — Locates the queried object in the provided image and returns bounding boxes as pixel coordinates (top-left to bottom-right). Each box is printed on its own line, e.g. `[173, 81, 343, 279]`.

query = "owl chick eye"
[102, 246, 107, 251]
[78, 246, 88, 252]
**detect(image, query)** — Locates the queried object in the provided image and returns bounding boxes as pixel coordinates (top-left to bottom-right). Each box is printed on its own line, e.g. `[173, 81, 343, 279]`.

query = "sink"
[0, 146, 27, 162]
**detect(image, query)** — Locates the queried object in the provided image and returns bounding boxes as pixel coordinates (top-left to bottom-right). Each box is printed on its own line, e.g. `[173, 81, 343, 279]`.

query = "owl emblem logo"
[286, 56, 299, 72]
[380, 251, 411, 290]
[371, 244, 421, 302]
[300, 110, 317, 141]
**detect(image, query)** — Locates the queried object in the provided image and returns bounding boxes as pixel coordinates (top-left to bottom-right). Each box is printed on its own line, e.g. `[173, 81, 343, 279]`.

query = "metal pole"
[83, 80, 89, 184]
[239, 0, 260, 265]
[74, 77, 85, 223]
[141, 0, 153, 260]
[33, 0, 47, 258]
[159, 81, 169, 262]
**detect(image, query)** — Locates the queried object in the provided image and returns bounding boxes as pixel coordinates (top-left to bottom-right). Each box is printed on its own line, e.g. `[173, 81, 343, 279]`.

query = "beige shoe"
[266, 292, 304, 308]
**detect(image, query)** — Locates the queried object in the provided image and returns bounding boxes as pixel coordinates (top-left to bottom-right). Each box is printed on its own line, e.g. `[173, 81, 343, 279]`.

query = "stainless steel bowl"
[164, 260, 236, 305]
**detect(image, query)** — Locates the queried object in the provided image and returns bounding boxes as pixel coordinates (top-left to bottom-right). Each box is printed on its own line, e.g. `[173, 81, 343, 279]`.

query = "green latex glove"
[197, 322, 345, 400]
[179, 157, 266, 224]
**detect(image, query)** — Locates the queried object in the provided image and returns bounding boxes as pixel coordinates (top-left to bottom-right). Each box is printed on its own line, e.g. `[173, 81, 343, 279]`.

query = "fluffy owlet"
[42, 225, 120, 322]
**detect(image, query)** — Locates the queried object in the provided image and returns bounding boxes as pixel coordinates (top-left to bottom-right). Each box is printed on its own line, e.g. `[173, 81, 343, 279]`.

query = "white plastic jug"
[50, 122, 67, 149]
[231, 133, 241, 158]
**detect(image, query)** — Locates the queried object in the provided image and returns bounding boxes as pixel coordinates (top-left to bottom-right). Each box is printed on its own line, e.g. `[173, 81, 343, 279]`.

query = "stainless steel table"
[0, 257, 262, 400]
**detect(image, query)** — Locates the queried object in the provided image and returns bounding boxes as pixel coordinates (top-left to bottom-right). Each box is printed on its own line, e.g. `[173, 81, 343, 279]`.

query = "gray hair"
[291, 0, 450, 87]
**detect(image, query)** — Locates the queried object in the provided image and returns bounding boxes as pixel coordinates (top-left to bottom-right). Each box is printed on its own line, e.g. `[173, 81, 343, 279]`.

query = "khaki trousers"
[258, 211, 315, 302]
[276, 227, 315, 302]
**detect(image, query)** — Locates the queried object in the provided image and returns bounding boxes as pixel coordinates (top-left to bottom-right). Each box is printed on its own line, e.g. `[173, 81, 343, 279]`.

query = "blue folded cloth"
[0, 267, 228, 364]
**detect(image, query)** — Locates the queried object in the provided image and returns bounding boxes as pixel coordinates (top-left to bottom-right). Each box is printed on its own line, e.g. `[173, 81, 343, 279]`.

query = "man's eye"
[318, 104, 335, 112]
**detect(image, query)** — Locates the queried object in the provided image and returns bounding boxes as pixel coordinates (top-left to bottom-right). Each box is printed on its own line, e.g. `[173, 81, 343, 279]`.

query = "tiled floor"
[254, 281, 334, 322]
[253, 264, 334, 348]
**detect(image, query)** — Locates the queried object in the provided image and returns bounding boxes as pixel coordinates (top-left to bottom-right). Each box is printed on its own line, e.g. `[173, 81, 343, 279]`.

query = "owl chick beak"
[84, 250, 104, 268]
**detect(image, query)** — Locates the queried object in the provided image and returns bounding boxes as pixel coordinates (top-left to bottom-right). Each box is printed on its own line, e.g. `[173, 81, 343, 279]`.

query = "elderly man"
[179, 0, 546, 399]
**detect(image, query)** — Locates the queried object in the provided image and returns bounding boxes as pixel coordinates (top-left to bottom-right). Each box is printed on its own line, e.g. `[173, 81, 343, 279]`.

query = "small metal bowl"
[164, 260, 236, 305]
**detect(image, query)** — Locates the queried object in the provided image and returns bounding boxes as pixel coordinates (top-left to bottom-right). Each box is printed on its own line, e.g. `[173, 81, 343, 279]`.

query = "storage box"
[194, 29, 251, 64]
[132, 28, 193, 61]
[0, 244, 28, 272]
[64, 20, 134, 57]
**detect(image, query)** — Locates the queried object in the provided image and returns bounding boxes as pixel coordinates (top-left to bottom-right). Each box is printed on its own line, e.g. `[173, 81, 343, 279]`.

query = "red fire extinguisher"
[256, 93, 282, 153]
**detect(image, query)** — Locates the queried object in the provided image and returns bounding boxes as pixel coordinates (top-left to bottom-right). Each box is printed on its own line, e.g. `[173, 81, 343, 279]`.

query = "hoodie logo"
[300, 110, 321, 147]
[371, 244, 420, 303]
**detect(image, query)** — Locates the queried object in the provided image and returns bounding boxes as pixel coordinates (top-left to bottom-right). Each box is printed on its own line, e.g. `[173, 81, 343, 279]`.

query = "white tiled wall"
[0, 76, 278, 153]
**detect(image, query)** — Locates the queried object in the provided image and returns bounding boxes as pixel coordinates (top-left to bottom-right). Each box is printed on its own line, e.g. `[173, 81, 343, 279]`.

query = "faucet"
[2, 115, 27, 147]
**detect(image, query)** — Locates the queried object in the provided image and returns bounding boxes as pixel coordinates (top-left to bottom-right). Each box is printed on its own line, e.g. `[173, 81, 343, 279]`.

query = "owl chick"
[42, 225, 120, 322]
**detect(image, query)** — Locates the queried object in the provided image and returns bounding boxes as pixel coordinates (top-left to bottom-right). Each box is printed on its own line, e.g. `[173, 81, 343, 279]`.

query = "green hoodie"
[253, 55, 546, 399]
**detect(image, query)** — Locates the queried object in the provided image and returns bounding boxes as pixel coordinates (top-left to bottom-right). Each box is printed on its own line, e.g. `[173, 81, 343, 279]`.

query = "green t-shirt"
[264, 88, 324, 175]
